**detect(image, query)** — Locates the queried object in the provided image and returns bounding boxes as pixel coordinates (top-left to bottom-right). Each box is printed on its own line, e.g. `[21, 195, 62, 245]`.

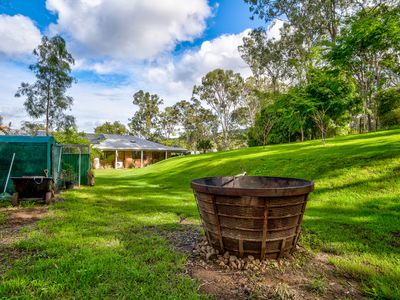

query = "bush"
[197, 139, 213, 153]
[376, 86, 400, 127]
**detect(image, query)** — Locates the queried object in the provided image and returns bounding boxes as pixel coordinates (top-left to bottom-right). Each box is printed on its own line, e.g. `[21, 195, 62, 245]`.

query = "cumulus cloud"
[74, 59, 125, 74]
[46, 0, 211, 60]
[0, 16, 283, 131]
[143, 29, 253, 104]
[0, 60, 35, 127]
[0, 59, 136, 131]
[267, 19, 285, 40]
[175, 29, 253, 83]
[140, 20, 284, 104]
[0, 14, 41, 57]
[67, 81, 134, 130]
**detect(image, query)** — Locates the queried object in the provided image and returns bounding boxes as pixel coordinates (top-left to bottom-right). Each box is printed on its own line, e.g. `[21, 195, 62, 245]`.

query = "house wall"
[95, 150, 169, 169]
[100, 151, 115, 168]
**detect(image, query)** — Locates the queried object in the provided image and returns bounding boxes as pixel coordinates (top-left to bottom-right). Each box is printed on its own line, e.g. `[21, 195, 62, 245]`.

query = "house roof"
[88, 134, 187, 152]
[0, 135, 55, 144]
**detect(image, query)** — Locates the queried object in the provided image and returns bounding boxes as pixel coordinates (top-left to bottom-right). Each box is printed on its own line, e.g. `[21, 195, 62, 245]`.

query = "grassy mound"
[1, 129, 399, 298]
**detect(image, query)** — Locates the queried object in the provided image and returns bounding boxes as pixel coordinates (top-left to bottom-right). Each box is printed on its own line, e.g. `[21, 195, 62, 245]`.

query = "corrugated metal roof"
[0, 135, 55, 144]
[90, 134, 187, 152]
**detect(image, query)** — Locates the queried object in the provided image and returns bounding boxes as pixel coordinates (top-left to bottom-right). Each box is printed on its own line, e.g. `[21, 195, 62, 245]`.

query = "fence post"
[78, 147, 81, 187]
[58, 146, 63, 173]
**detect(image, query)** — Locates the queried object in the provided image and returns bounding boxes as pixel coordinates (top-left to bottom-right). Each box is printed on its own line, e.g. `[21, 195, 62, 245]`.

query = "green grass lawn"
[1, 129, 400, 299]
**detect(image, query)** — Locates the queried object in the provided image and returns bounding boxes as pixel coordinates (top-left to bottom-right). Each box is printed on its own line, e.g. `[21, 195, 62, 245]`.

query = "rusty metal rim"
[191, 176, 314, 197]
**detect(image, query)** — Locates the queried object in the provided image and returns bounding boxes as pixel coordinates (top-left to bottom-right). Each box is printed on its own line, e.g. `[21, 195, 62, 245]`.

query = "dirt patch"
[143, 223, 203, 253]
[0, 206, 48, 248]
[159, 224, 365, 300]
[0, 206, 48, 276]
[391, 231, 400, 238]
[189, 266, 250, 299]
[2, 207, 47, 225]
[389, 231, 400, 248]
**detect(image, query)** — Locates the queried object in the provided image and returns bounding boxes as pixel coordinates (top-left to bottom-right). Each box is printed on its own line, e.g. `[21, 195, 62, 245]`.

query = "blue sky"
[0, 0, 272, 131]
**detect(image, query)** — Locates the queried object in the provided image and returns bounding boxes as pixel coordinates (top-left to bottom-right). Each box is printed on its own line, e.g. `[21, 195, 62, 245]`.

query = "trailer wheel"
[11, 192, 19, 206]
[45, 192, 52, 204]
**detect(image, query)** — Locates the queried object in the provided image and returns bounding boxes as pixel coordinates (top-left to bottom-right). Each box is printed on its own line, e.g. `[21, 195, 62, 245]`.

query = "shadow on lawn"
[327, 129, 400, 143]
[92, 140, 400, 200]
[139, 141, 400, 184]
[63, 133, 400, 287]
[70, 170, 400, 258]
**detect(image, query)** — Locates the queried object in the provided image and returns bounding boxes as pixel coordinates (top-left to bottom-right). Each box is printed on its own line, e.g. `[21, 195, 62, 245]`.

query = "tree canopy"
[242, 0, 399, 145]
[94, 121, 128, 135]
[328, 5, 400, 131]
[15, 35, 75, 136]
[193, 69, 244, 150]
[129, 90, 163, 139]
[376, 86, 400, 127]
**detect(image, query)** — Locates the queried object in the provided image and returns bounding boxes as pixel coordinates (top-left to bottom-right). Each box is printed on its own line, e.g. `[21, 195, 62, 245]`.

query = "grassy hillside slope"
[1, 129, 400, 298]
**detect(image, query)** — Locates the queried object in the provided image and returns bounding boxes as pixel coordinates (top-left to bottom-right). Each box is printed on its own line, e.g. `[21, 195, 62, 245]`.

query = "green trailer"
[0, 136, 91, 195]
[0, 136, 55, 194]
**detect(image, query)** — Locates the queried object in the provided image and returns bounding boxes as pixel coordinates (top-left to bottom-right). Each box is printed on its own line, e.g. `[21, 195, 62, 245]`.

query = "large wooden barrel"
[191, 176, 314, 259]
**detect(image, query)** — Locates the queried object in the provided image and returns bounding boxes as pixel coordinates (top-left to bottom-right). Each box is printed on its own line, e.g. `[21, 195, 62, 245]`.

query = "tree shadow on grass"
[63, 170, 400, 260]
[106, 140, 400, 189]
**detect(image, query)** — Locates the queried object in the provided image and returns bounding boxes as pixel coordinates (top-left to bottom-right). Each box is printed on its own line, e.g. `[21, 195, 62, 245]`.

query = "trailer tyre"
[11, 192, 19, 206]
[45, 192, 52, 204]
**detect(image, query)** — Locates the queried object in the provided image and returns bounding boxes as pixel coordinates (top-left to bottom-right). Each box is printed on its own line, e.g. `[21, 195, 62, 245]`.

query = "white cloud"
[65, 30, 256, 121]
[0, 61, 35, 127]
[0, 59, 136, 131]
[68, 81, 134, 131]
[267, 19, 285, 40]
[176, 29, 253, 83]
[143, 20, 285, 103]
[0, 14, 42, 57]
[142, 29, 253, 105]
[46, 0, 211, 60]
[74, 59, 125, 74]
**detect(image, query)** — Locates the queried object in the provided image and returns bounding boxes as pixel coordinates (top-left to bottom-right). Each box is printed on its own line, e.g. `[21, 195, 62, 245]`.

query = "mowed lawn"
[1, 129, 400, 299]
